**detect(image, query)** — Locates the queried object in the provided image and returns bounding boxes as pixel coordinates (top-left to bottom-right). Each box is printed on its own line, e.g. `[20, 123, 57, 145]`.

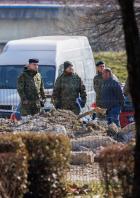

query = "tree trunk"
[117, 0, 140, 197]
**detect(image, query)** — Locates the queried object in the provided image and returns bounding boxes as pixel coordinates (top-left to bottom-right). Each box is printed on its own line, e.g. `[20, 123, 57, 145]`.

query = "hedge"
[98, 144, 134, 198]
[0, 132, 70, 198]
[0, 135, 28, 198]
[22, 133, 70, 198]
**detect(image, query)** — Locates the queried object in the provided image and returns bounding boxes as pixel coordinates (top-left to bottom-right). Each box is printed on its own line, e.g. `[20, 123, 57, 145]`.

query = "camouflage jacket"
[93, 72, 103, 106]
[52, 73, 87, 111]
[17, 69, 45, 102]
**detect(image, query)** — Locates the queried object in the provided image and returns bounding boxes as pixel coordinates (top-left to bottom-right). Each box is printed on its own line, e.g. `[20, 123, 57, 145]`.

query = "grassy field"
[94, 51, 127, 83]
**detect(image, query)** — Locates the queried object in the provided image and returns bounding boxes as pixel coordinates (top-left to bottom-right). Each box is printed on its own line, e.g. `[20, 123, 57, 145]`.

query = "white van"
[0, 36, 96, 117]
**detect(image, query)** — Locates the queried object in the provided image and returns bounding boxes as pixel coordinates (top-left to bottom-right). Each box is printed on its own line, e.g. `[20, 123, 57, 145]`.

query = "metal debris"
[71, 136, 117, 153]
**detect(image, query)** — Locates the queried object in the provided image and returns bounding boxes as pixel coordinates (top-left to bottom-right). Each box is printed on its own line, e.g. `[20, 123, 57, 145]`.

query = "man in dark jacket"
[17, 59, 46, 116]
[101, 68, 124, 126]
[52, 61, 87, 115]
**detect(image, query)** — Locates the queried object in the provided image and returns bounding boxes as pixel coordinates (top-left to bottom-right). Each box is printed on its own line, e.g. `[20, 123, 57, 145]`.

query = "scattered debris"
[0, 119, 13, 132]
[0, 109, 81, 135]
[71, 136, 117, 153]
[0, 109, 136, 178]
[107, 122, 135, 143]
[0, 109, 108, 137]
[70, 151, 94, 165]
[121, 122, 135, 133]
[78, 107, 106, 119]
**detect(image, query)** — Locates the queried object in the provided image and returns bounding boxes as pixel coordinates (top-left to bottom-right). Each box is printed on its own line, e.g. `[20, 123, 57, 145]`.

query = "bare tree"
[117, 0, 140, 197]
[58, 0, 140, 51]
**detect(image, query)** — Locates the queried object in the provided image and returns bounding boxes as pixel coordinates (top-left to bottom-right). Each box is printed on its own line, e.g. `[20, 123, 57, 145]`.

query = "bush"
[0, 135, 28, 198]
[98, 144, 134, 198]
[0, 132, 70, 198]
[20, 132, 70, 198]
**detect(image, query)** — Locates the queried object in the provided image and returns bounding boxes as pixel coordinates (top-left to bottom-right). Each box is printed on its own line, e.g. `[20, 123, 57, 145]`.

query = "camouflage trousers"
[20, 100, 41, 116]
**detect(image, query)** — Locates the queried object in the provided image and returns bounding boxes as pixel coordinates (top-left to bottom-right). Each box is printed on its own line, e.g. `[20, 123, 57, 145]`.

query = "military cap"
[96, 61, 105, 67]
[64, 61, 73, 70]
[29, 58, 39, 64]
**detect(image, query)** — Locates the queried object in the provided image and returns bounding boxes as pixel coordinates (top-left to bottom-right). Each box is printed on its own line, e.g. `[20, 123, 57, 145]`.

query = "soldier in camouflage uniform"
[93, 61, 105, 107]
[52, 61, 87, 115]
[17, 59, 46, 116]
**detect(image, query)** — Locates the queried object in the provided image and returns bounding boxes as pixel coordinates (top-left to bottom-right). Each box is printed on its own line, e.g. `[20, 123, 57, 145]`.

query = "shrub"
[21, 132, 70, 198]
[0, 132, 70, 198]
[98, 144, 134, 198]
[0, 135, 28, 198]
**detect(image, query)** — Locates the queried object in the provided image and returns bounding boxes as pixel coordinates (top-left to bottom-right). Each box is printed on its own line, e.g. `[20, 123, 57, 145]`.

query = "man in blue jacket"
[101, 68, 124, 126]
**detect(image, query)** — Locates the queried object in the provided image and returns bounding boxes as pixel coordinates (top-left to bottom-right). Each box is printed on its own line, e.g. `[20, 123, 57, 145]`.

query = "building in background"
[1, 0, 138, 51]
[0, 1, 92, 52]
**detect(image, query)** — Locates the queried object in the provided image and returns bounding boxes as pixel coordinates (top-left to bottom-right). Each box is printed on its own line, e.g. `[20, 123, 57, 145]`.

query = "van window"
[39, 66, 55, 89]
[0, 65, 55, 89]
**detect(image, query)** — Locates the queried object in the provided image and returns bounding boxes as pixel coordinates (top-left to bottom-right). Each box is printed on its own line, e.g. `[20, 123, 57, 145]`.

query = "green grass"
[94, 51, 128, 83]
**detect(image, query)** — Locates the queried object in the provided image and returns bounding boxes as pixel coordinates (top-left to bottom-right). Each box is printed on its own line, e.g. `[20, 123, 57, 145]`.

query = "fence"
[0, 77, 95, 118]
[64, 143, 134, 197]
[0, 110, 135, 197]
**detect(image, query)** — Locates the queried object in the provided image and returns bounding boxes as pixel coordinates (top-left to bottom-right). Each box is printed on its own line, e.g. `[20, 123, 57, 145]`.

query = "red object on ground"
[120, 111, 134, 128]
[10, 112, 21, 122]
[10, 113, 17, 121]
[91, 102, 96, 109]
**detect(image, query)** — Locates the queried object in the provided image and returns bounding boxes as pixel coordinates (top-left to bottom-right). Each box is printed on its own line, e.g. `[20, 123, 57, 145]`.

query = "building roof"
[0, 0, 95, 5]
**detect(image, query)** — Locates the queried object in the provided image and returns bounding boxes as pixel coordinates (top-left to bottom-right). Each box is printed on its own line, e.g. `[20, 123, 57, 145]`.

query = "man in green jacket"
[52, 61, 87, 115]
[17, 59, 46, 116]
[93, 61, 105, 107]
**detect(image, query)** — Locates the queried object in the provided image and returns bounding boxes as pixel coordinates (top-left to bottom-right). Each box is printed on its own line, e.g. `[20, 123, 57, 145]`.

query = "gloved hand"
[55, 102, 61, 109]
[80, 100, 85, 108]
[40, 100, 45, 107]
[77, 97, 85, 108]
[40, 98, 47, 107]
